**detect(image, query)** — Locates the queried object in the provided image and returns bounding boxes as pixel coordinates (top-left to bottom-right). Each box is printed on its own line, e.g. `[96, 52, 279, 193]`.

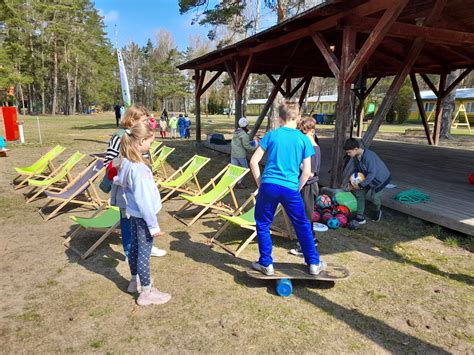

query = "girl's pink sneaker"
[137, 288, 171, 306]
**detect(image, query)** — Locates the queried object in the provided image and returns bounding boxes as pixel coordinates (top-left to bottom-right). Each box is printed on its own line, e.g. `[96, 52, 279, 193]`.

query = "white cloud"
[98, 9, 119, 24]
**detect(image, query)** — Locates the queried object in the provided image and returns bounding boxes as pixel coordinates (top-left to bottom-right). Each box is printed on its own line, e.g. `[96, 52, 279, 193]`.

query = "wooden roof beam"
[237, 55, 253, 94]
[346, 15, 474, 46]
[310, 32, 340, 80]
[420, 73, 439, 97]
[198, 71, 223, 97]
[345, 0, 409, 83]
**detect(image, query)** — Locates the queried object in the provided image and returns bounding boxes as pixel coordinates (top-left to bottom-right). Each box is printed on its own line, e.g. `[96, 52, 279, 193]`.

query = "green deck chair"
[174, 164, 249, 226]
[149, 141, 163, 163]
[159, 155, 210, 202]
[25, 151, 85, 203]
[64, 205, 121, 259]
[13, 145, 66, 190]
[210, 190, 292, 256]
[151, 145, 175, 178]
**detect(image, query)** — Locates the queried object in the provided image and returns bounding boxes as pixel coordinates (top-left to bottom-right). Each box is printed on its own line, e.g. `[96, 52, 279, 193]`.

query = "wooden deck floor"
[204, 139, 474, 236]
[317, 138, 474, 236]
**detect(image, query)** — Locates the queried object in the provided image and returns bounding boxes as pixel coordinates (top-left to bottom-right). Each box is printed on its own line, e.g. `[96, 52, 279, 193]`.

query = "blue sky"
[95, 0, 212, 51]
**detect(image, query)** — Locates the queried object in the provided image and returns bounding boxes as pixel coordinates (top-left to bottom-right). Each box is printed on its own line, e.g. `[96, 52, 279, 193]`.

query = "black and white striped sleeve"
[104, 135, 121, 166]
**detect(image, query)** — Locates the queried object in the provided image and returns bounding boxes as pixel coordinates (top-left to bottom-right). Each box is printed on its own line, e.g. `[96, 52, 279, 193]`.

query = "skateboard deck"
[246, 263, 349, 281]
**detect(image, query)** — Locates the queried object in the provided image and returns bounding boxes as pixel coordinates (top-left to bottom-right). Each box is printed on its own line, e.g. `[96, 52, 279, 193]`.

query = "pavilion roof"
[178, 0, 474, 78]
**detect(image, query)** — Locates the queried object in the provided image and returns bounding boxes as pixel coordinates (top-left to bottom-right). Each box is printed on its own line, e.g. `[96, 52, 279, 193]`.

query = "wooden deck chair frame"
[38, 159, 106, 221]
[160, 155, 210, 202]
[174, 164, 250, 227]
[25, 152, 85, 203]
[13, 145, 65, 190]
[64, 204, 121, 259]
[152, 146, 175, 179]
[210, 190, 293, 257]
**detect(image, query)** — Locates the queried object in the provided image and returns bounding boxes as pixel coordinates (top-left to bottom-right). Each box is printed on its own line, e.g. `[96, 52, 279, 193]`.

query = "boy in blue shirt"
[249, 102, 326, 276]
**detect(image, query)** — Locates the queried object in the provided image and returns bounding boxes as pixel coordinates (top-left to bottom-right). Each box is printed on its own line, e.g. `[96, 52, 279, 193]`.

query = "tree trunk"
[269, 91, 285, 131]
[72, 56, 79, 115]
[18, 83, 26, 115]
[64, 44, 71, 115]
[52, 37, 58, 115]
[440, 69, 461, 140]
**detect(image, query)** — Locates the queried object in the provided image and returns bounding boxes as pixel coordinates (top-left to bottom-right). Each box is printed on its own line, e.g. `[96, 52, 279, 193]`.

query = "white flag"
[117, 48, 131, 107]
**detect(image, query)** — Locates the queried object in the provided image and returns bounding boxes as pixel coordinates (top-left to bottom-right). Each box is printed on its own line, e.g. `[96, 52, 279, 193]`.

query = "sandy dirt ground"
[0, 114, 472, 353]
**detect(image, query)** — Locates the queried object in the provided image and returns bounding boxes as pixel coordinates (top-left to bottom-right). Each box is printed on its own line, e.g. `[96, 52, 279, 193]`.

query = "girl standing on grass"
[107, 105, 167, 259]
[114, 122, 171, 306]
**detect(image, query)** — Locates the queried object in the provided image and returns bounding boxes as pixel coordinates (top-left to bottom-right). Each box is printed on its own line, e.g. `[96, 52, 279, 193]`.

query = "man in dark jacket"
[344, 138, 391, 224]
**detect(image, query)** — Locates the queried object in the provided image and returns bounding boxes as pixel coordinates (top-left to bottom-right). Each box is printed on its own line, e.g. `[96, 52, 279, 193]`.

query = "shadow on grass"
[71, 123, 118, 130]
[294, 289, 450, 354]
[169, 230, 449, 354]
[63, 225, 129, 294]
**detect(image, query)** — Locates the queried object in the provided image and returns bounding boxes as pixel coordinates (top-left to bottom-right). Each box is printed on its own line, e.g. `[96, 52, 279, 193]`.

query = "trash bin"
[1, 106, 19, 141]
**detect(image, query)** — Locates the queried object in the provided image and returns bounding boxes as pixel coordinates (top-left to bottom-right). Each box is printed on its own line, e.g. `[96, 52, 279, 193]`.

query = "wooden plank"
[199, 71, 223, 97]
[420, 73, 439, 97]
[298, 76, 312, 111]
[346, 15, 474, 46]
[288, 76, 308, 98]
[266, 74, 287, 97]
[345, 0, 409, 83]
[440, 68, 472, 99]
[310, 32, 340, 80]
[362, 37, 425, 148]
[194, 70, 202, 142]
[237, 55, 253, 94]
[410, 74, 434, 145]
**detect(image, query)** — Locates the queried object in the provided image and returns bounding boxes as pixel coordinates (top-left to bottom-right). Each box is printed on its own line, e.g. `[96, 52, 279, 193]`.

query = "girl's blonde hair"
[120, 122, 155, 165]
[297, 115, 317, 134]
[120, 105, 149, 128]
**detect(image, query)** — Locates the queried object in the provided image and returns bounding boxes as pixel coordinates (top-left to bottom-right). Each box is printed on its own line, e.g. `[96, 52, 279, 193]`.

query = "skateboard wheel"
[276, 279, 292, 297]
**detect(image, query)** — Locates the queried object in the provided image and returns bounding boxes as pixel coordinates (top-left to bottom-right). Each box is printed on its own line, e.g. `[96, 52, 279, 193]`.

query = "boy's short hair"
[343, 138, 360, 150]
[278, 101, 300, 122]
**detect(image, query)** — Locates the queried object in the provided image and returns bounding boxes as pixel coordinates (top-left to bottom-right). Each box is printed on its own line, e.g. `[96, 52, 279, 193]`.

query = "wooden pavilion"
[177, 0, 474, 188]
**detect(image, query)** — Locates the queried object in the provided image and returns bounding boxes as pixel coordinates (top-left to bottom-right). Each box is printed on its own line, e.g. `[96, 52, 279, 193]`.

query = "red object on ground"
[1, 107, 19, 141]
[469, 173, 474, 185]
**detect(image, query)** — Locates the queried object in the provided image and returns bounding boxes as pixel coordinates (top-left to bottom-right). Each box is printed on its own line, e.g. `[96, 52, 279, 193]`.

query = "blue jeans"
[255, 183, 320, 266]
[120, 216, 131, 258]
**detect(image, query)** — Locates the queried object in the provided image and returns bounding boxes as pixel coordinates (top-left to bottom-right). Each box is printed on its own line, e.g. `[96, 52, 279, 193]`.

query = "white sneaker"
[309, 261, 327, 275]
[151, 246, 167, 257]
[127, 275, 140, 293]
[137, 287, 171, 306]
[251, 262, 275, 276]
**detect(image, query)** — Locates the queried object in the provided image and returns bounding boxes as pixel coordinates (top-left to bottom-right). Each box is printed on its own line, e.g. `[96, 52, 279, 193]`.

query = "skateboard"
[246, 262, 349, 297]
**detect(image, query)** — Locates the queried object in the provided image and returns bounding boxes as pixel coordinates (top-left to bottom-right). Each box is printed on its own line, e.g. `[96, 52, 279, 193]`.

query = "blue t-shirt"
[259, 126, 315, 190]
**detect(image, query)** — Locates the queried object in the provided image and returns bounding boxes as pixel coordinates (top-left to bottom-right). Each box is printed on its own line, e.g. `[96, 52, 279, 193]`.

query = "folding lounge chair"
[64, 205, 121, 259]
[159, 155, 210, 202]
[25, 151, 85, 203]
[210, 190, 293, 257]
[151, 145, 175, 178]
[39, 159, 106, 221]
[149, 141, 163, 163]
[13, 145, 66, 190]
[174, 164, 249, 226]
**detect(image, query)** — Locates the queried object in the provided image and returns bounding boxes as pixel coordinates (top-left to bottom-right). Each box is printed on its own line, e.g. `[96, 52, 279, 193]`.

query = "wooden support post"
[194, 70, 203, 142]
[362, 38, 425, 147]
[298, 77, 312, 112]
[249, 70, 288, 139]
[433, 73, 446, 145]
[226, 57, 252, 127]
[330, 26, 356, 188]
[289, 76, 309, 99]
[410, 74, 434, 145]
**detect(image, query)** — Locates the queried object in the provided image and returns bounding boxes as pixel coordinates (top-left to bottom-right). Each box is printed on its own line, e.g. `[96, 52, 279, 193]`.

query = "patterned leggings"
[128, 216, 153, 287]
